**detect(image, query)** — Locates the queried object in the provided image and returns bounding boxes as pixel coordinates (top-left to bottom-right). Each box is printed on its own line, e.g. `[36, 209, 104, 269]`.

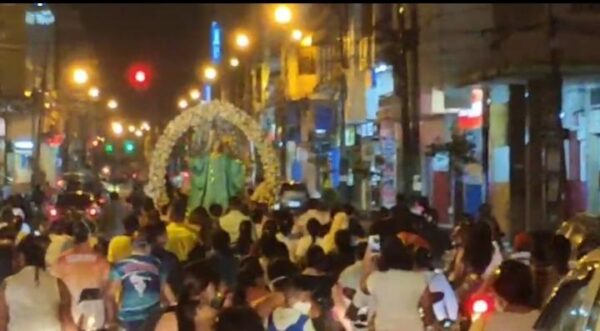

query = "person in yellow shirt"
[165, 198, 197, 261]
[107, 214, 139, 264]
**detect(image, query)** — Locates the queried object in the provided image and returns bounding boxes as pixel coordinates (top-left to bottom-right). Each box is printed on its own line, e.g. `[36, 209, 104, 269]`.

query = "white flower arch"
[145, 100, 280, 207]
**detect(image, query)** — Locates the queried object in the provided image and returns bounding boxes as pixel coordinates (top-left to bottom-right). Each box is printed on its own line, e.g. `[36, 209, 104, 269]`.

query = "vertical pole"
[481, 86, 491, 201]
[508, 84, 527, 235]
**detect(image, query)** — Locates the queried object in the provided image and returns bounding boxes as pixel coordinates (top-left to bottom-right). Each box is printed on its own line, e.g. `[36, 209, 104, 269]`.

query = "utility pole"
[32, 44, 50, 189]
[525, 4, 565, 229]
[333, 4, 349, 201]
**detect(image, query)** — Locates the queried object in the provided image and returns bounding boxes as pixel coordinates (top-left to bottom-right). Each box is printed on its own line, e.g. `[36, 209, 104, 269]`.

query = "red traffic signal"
[127, 63, 153, 91]
[134, 70, 146, 83]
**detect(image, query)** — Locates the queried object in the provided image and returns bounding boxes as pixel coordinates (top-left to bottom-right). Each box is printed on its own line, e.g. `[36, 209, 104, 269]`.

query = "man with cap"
[105, 227, 176, 331]
[53, 217, 110, 330]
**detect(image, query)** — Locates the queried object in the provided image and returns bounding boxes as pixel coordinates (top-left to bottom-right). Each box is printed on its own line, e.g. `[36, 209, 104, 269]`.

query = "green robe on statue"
[187, 152, 245, 212]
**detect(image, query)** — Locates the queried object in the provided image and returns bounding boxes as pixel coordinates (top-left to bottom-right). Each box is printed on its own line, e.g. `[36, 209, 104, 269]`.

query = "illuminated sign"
[25, 9, 55, 25]
[211, 21, 221, 64]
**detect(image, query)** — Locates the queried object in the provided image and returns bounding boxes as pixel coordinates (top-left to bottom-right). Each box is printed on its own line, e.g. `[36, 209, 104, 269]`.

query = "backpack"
[266, 313, 310, 331]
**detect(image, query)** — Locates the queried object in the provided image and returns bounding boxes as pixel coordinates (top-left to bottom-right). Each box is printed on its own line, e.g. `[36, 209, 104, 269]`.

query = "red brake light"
[49, 208, 58, 217]
[57, 179, 65, 188]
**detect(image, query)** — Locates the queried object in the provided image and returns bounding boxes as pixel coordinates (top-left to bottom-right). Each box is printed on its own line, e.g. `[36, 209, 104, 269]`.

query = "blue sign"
[204, 85, 212, 101]
[211, 21, 221, 64]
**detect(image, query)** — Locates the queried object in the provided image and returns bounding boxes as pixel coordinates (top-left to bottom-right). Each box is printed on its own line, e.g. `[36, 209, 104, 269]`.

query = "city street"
[0, 3, 598, 331]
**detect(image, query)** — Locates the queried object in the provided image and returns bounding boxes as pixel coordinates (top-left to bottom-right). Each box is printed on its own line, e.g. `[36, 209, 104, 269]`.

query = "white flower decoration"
[145, 100, 280, 207]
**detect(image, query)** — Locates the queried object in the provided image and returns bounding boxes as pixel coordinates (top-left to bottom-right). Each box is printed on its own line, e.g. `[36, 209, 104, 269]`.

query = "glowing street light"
[274, 5, 292, 24]
[134, 70, 146, 83]
[189, 88, 201, 100]
[235, 33, 250, 49]
[134, 129, 143, 137]
[128, 125, 136, 133]
[140, 121, 151, 131]
[229, 57, 240, 68]
[107, 99, 118, 110]
[300, 35, 313, 47]
[72, 68, 89, 85]
[178, 99, 189, 109]
[88, 86, 100, 99]
[203, 66, 217, 81]
[291, 29, 303, 41]
[111, 121, 124, 136]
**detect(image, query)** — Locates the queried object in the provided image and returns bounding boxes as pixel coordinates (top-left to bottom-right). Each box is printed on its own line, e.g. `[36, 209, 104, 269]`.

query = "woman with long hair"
[235, 221, 255, 258]
[0, 235, 76, 331]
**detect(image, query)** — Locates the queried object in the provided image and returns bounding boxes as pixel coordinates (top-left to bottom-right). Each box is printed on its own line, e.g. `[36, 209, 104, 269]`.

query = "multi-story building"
[416, 4, 600, 232]
[0, 4, 95, 193]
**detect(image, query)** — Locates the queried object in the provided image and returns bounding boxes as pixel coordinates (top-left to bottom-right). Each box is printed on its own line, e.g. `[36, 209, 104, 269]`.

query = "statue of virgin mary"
[187, 136, 245, 212]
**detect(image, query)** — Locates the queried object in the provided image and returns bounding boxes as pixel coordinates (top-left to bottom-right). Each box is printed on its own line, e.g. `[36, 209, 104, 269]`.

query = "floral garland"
[145, 100, 281, 207]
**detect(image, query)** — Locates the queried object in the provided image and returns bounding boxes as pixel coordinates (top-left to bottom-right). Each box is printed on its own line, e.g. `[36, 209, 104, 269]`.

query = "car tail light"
[56, 179, 65, 188]
[49, 207, 58, 217]
[98, 198, 106, 205]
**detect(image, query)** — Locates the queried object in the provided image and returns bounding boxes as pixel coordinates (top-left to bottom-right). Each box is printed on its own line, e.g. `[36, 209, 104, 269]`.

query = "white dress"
[5, 266, 62, 331]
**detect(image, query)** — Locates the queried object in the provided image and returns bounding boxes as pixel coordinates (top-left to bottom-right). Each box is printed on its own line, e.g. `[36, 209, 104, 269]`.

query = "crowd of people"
[0, 189, 586, 331]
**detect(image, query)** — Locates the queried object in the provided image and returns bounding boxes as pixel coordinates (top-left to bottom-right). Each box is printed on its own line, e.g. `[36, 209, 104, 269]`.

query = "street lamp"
[72, 68, 89, 85]
[134, 129, 143, 138]
[128, 125, 136, 133]
[178, 98, 189, 109]
[111, 121, 124, 136]
[140, 121, 150, 131]
[107, 99, 118, 110]
[300, 35, 313, 47]
[291, 29, 303, 41]
[189, 88, 201, 100]
[274, 5, 292, 24]
[235, 33, 250, 49]
[229, 57, 240, 68]
[88, 86, 100, 99]
[203, 66, 217, 82]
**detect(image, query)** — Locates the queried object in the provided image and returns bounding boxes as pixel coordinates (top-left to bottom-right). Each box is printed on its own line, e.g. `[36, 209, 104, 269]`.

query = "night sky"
[74, 4, 212, 124]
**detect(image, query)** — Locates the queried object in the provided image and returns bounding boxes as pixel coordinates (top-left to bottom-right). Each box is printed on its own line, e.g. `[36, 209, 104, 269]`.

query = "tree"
[426, 133, 477, 222]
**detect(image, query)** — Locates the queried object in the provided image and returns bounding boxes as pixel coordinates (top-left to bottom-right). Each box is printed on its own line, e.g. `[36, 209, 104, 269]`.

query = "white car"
[534, 249, 600, 330]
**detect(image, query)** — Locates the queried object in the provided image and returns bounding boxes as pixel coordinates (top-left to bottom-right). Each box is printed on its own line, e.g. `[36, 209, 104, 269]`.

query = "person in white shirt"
[293, 200, 330, 236]
[362, 237, 429, 331]
[339, 242, 369, 331]
[219, 197, 250, 243]
[295, 219, 323, 262]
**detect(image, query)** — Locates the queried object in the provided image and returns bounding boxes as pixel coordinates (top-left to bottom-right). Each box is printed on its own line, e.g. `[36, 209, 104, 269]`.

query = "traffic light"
[123, 140, 136, 154]
[105, 143, 114, 154]
[127, 63, 153, 91]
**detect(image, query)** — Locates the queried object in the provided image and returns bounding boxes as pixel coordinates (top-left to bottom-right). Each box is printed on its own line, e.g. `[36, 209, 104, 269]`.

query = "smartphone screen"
[368, 235, 381, 253]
